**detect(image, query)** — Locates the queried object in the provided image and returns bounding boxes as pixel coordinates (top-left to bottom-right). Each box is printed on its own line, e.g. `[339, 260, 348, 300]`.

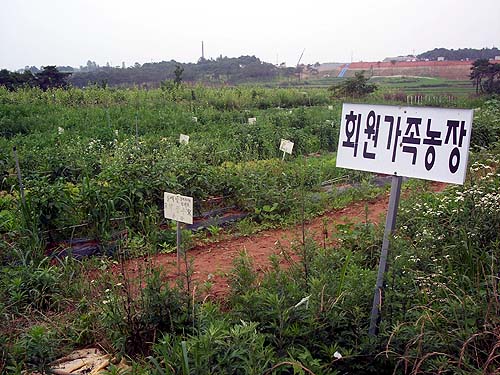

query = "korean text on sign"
[336, 104, 473, 184]
[164, 192, 193, 224]
[279, 139, 294, 154]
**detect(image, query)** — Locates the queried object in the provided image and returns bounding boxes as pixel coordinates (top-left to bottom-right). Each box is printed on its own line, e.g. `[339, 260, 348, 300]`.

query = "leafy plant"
[1, 258, 64, 312]
[329, 71, 377, 98]
[12, 325, 60, 373]
[254, 202, 281, 222]
[98, 263, 188, 356]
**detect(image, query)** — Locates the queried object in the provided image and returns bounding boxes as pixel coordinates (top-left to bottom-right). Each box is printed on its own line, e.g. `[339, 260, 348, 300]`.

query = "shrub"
[0, 258, 64, 312]
[471, 99, 500, 149]
[11, 325, 60, 373]
[98, 267, 188, 356]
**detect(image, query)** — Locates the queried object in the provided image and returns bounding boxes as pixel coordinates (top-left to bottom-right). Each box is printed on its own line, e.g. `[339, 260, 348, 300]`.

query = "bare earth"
[110, 183, 446, 298]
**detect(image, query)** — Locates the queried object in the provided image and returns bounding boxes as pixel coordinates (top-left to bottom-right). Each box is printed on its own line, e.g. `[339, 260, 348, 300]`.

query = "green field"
[0, 86, 347, 240]
[273, 75, 477, 97]
[370, 76, 475, 95]
[0, 85, 499, 374]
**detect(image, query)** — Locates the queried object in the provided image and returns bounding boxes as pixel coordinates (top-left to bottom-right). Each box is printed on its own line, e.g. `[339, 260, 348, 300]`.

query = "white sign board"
[164, 192, 193, 224]
[279, 139, 294, 154]
[336, 103, 473, 184]
[248, 117, 257, 124]
[179, 134, 190, 145]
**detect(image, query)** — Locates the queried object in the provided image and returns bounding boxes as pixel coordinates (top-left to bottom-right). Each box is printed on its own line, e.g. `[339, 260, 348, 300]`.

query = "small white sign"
[336, 103, 473, 184]
[248, 117, 257, 124]
[280, 139, 294, 154]
[179, 134, 190, 144]
[164, 192, 193, 224]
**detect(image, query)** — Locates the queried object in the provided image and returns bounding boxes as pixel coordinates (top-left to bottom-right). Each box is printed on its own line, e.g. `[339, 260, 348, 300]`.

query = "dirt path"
[112, 183, 446, 298]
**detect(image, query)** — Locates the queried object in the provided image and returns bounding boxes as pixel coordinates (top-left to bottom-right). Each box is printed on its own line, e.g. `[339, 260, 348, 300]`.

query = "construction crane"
[296, 48, 306, 67]
[296, 48, 306, 81]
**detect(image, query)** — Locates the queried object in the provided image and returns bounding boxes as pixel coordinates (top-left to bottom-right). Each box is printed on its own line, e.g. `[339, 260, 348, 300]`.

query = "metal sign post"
[368, 175, 402, 336]
[176, 221, 181, 274]
[164, 192, 193, 275]
[335, 103, 473, 336]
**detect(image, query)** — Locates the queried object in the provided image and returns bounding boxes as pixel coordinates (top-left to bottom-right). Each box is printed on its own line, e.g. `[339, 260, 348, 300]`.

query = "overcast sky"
[1, 0, 499, 70]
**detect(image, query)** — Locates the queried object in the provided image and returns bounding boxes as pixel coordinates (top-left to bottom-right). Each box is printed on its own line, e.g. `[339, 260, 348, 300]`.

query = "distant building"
[437, 57, 445, 61]
[383, 55, 418, 62]
[495, 56, 500, 61]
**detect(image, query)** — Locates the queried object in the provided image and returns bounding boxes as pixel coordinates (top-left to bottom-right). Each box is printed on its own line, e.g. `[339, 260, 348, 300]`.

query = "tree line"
[70, 55, 294, 87]
[418, 47, 500, 61]
[0, 66, 71, 91]
[1, 56, 296, 90]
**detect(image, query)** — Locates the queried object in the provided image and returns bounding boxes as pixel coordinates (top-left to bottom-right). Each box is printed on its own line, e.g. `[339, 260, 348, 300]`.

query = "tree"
[482, 63, 500, 94]
[329, 71, 377, 98]
[36, 66, 71, 90]
[85, 60, 98, 72]
[0, 69, 17, 90]
[174, 64, 184, 85]
[470, 59, 500, 94]
[26, 66, 40, 74]
[0, 69, 35, 90]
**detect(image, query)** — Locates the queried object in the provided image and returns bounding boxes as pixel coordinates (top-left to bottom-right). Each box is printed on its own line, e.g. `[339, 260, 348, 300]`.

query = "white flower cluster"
[414, 259, 446, 298]
[400, 157, 499, 250]
[408, 200, 447, 222]
[86, 138, 104, 153]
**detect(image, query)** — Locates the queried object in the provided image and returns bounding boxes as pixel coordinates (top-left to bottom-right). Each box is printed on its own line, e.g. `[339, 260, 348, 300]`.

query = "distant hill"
[315, 60, 500, 81]
[417, 47, 500, 61]
[70, 56, 295, 87]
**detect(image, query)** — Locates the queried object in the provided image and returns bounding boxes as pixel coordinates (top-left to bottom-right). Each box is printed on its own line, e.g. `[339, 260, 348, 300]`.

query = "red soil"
[349, 60, 475, 69]
[327, 60, 500, 80]
[110, 183, 446, 298]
